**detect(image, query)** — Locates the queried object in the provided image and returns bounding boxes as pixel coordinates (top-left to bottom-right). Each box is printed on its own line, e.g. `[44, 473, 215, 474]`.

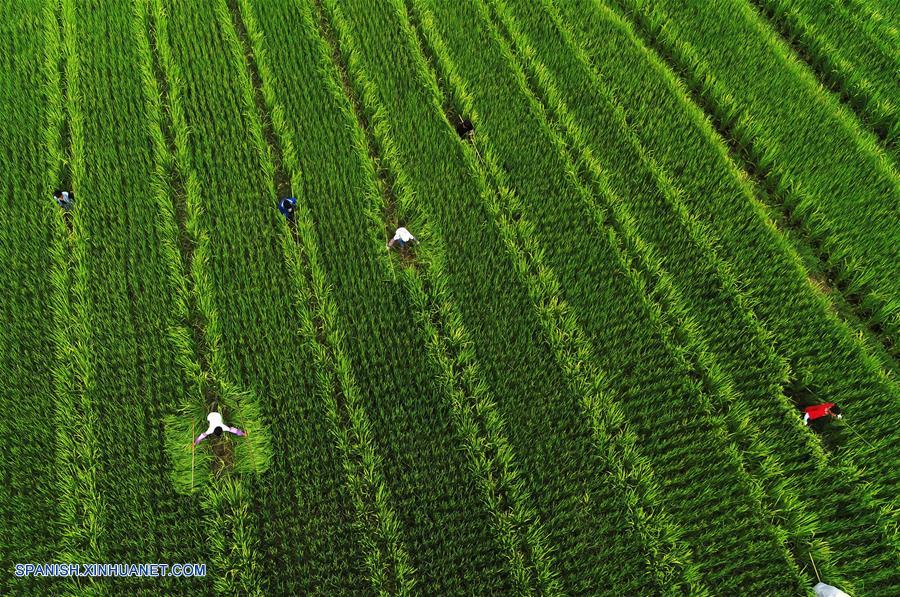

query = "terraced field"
[3, 0, 897, 594]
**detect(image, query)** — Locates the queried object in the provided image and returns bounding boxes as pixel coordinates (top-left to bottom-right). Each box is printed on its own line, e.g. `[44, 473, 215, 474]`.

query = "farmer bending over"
[194, 411, 246, 446]
[803, 403, 842, 426]
[456, 118, 474, 139]
[387, 226, 416, 250]
[278, 197, 297, 221]
[53, 189, 74, 210]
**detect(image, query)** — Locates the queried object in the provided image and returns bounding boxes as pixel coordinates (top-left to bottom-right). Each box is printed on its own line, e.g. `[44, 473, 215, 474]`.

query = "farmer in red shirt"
[803, 403, 842, 425]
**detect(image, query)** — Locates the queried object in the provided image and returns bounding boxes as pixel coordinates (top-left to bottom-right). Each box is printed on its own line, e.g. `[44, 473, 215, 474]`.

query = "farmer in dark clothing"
[455, 118, 474, 139]
[53, 189, 74, 210]
[278, 197, 297, 221]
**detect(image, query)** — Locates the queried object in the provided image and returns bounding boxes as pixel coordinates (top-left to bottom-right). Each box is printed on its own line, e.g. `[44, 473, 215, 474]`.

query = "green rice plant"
[838, 0, 900, 49]
[559, 0, 900, 514]
[405, 0, 816, 591]
[606, 0, 900, 358]
[0, 2, 64, 592]
[751, 0, 899, 155]
[202, 478, 265, 596]
[42, 1, 105, 584]
[552, 4, 900, 591]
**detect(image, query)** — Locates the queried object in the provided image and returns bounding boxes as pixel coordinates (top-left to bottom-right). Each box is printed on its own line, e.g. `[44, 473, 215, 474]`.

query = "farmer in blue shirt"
[53, 189, 74, 210]
[278, 197, 297, 221]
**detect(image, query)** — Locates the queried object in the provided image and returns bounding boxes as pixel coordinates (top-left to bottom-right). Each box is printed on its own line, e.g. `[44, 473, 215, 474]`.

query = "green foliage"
[3, 0, 897, 593]
[608, 0, 900, 356]
[752, 0, 899, 155]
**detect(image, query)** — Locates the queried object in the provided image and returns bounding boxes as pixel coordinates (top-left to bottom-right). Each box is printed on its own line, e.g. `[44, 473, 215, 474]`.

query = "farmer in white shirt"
[387, 226, 417, 250]
[193, 411, 246, 446]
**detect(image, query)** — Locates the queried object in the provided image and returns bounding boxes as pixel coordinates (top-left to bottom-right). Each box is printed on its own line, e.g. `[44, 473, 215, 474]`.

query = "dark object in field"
[278, 196, 297, 221]
[456, 118, 474, 139]
[802, 402, 841, 425]
[53, 189, 74, 210]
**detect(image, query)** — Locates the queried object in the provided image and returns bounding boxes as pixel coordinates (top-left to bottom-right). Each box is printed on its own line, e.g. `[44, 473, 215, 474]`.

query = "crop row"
[148, 0, 385, 591]
[406, 0, 818, 592]
[552, 3, 896, 584]
[0, 1, 63, 593]
[52, 0, 221, 592]
[560, 0, 900, 505]
[40, 2, 104, 592]
[494, 0, 900, 592]
[236, 0, 417, 591]
[608, 0, 900, 357]
[751, 0, 899, 154]
[248, 0, 546, 591]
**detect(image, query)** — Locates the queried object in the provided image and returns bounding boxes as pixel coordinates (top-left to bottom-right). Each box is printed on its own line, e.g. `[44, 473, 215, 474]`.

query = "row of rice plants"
[491, 0, 900, 592]
[54, 1, 211, 592]
[850, 0, 900, 38]
[255, 0, 556, 590]
[750, 0, 899, 153]
[249, 0, 528, 591]
[228, 0, 412, 591]
[408, 0, 814, 593]
[605, 0, 900, 357]
[329, 0, 722, 592]
[149, 0, 302, 590]
[0, 1, 63, 593]
[560, 0, 900, 506]
[39, 2, 104, 593]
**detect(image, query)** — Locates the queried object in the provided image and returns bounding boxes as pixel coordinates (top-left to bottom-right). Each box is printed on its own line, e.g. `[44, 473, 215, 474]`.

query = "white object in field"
[392, 227, 415, 243]
[206, 411, 225, 434]
[814, 582, 850, 597]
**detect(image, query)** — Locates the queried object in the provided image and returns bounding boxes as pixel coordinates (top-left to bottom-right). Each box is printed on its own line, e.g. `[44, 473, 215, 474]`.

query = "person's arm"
[194, 431, 210, 446]
[387, 237, 396, 248]
[226, 426, 246, 437]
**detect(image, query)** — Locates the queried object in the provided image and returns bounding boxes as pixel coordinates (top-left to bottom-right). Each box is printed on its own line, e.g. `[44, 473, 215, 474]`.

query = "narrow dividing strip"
[0, 1, 62, 591]
[42, 1, 104, 590]
[399, 0, 710, 592]
[228, 0, 415, 592]
[146, 0, 272, 492]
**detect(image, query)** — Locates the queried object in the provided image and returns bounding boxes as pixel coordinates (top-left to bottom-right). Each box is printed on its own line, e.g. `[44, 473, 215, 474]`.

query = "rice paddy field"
[2, 0, 898, 594]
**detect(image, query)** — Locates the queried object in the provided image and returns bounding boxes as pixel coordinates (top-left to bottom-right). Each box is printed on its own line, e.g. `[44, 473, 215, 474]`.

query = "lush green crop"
[3, 0, 897, 594]
[752, 0, 899, 154]
[0, 2, 63, 594]
[608, 0, 900, 358]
